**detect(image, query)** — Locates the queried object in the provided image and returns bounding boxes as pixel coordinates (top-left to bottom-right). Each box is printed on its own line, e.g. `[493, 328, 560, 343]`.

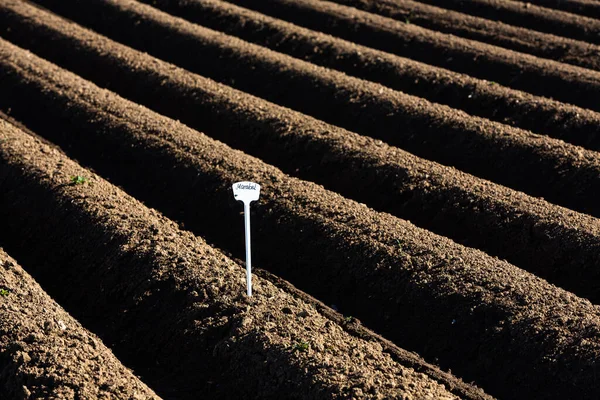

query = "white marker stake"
[232, 181, 261, 296]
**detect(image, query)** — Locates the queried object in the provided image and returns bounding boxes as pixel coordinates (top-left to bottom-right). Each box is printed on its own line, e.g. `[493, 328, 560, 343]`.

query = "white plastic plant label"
[233, 181, 261, 203]
[232, 181, 261, 296]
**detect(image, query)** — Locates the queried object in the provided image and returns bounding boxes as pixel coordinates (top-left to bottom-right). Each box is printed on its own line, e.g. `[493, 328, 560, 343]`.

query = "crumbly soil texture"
[0, 248, 159, 400]
[1, 0, 600, 399]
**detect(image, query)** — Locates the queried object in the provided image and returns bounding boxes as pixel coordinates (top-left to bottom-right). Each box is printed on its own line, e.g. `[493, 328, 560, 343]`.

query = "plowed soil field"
[1, 0, 599, 399]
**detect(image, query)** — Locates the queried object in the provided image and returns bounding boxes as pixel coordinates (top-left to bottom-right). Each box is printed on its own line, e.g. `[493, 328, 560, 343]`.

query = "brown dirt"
[14, 0, 600, 220]
[417, 0, 600, 44]
[2, 37, 600, 400]
[3, 0, 600, 307]
[220, 0, 600, 111]
[136, 0, 600, 152]
[0, 119, 465, 400]
[327, 0, 600, 71]
[514, 0, 600, 19]
[0, 248, 160, 400]
[4, 0, 600, 398]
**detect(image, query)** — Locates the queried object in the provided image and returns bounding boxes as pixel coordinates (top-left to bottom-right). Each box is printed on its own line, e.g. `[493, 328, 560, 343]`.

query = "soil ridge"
[1, 38, 599, 399]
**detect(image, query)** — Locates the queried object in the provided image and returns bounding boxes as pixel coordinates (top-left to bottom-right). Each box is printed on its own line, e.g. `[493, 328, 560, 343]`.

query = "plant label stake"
[232, 181, 261, 296]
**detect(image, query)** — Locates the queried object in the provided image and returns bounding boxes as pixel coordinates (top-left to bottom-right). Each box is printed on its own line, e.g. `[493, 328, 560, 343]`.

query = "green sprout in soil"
[293, 341, 310, 353]
[344, 315, 354, 323]
[395, 239, 403, 252]
[0, 289, 10, 296]
[70, 175, 88, 185]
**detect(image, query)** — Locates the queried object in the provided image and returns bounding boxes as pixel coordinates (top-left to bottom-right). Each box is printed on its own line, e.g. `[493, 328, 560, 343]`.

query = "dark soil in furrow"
[515, 0, 600, 19]
[221, 0, 600, 112]
[417, 0, 600, 45]
[15, 0, 600, 219]
[0, 248, 159, 400]
[138, 0, 600, 153]
[326, 0, 600, 71]
[1, 40, 600, 400]
[251, 266, 483, 398]
[4, 1, 600, 307]
[0, 121, 465, 400]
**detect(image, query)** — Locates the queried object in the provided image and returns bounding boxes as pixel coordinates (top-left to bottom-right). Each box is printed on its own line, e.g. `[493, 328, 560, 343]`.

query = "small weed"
[0, 288, 10, 296]
[293, 341, 310, 353]
[344, 315, 354, 323]
[489, 81, 497, 86]
[395, 239, 403, 252]
[70, 175, 88, 185]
